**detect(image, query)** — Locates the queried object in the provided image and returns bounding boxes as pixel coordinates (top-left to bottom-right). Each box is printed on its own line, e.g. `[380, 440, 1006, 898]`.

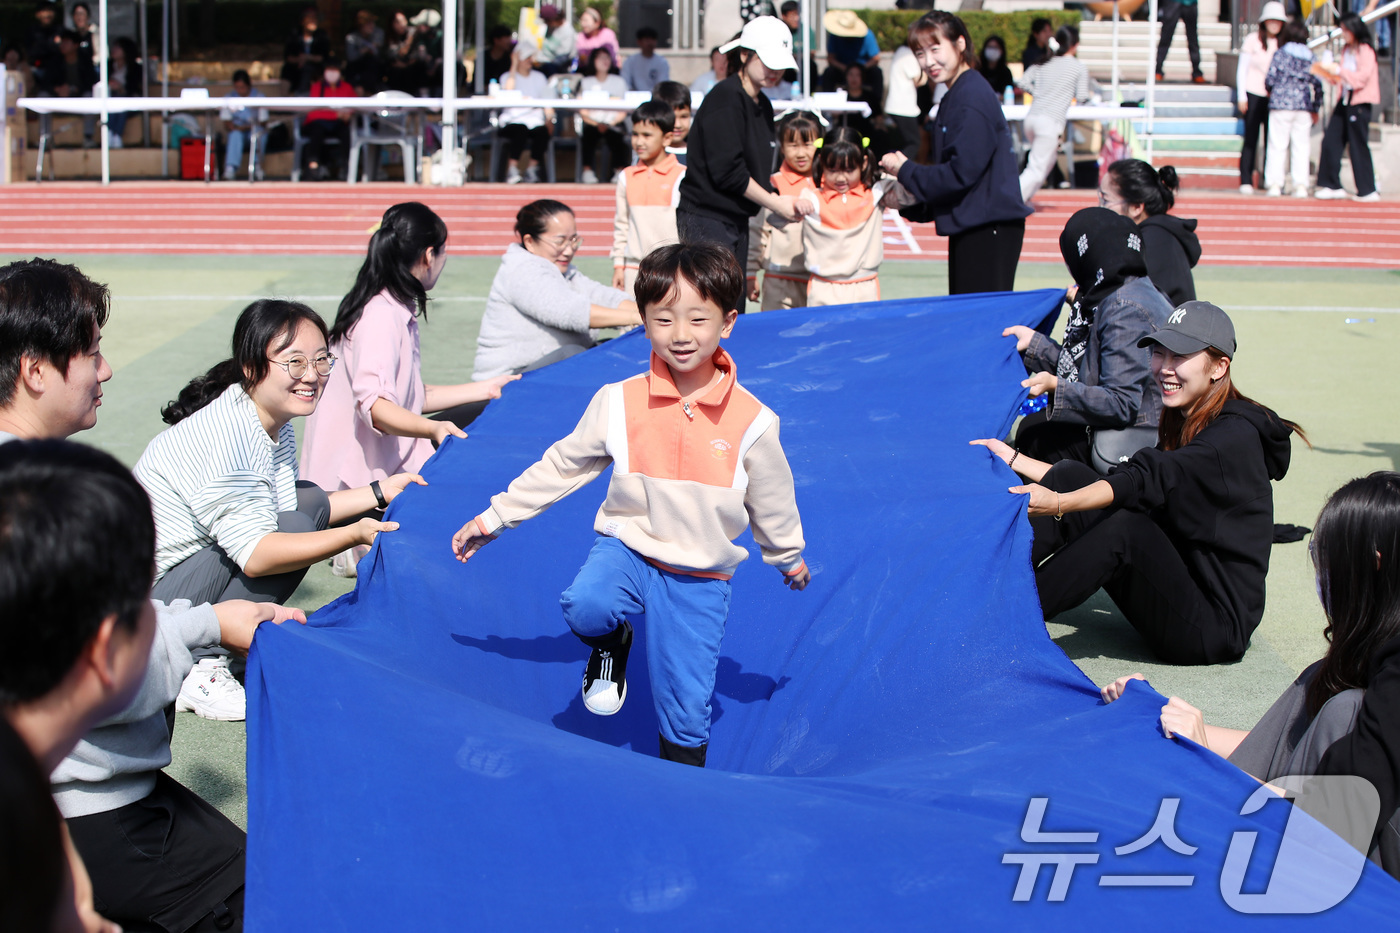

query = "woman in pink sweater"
[1235, 2, 1284, 193]
[1315, 13, 1380, 201]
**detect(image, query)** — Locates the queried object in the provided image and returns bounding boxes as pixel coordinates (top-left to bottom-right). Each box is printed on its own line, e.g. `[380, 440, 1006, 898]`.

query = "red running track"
[0, 183, 1396, 267]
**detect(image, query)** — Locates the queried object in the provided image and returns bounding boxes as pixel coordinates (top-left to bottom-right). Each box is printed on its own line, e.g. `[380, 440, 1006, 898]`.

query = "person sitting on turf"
[451, 243, 810, 768]
[972, 300, 1306, 665]
[473, 198, 639, 380]
[134, 299, 424, 720]
[1002, 208, 1173, 471]
[303, 202, 518, 575]
[1101, 471, 1400, 878]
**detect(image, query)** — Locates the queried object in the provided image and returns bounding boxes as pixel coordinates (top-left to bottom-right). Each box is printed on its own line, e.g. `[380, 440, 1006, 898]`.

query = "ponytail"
[1051, 24, 1078, 56]
[162, 299, 328, 424]
[1107, 158, 1177, 216]
[330, 202, 448, 345]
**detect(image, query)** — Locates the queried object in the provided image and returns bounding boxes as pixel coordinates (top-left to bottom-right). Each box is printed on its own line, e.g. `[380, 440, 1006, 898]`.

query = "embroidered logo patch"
[710, 439, 732, 459]
[1077, 234, 1089, 256]
[1094, 268, 1105, 287]
[1128, 233, 1142, 251]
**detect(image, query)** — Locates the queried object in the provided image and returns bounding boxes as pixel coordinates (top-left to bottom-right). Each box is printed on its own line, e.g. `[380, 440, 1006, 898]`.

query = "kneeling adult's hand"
[969, 437, 1016, 466]
[1100, 672, 1146, 703]
[214, 600, 309, 656]
[381, 472, 428, 501]
[1002, 325, 1035, 352]
[432, 422, 468, 446]
[1159, 696, 1209, 747]
[1008, 482, 1060, 516]
[356, 516, 400, 547]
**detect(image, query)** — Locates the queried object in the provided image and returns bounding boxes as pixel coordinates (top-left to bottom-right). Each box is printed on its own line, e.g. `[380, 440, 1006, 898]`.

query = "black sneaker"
[581, 622, 632, 716]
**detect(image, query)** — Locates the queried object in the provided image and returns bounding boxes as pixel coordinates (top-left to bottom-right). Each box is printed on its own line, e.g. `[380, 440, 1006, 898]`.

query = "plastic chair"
[348, 91, 421, 183]
[291, 113, 346, 182]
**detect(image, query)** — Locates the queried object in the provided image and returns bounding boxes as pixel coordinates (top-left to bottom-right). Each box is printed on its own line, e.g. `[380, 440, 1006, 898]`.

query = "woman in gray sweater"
[473, 200, 640, 380]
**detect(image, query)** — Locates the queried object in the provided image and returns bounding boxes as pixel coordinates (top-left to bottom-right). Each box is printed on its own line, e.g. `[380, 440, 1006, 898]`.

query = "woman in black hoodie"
[973, 301, 1305, 664]
[1101, 159, 1201, 307]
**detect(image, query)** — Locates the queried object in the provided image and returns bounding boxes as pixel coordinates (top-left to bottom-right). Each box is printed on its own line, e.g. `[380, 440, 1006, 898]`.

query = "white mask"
[983, 47, 1002, 63]
[323, 69, 341, 84]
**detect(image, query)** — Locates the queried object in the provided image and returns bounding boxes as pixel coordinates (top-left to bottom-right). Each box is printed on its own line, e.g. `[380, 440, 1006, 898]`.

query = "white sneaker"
[175, 657, 246, 721]
[330, 544, 371, 578]
[1238, 183, 1254, 194]
[1314, 187, 1347, 200]
[581, 167, 599, 184]
[1265, 187, 1282, 197]
[1291, 188, 1309, 199]
[107, 130, 123, 149]
[523, 165, 540, 183]
[223, 165, 237, 181]
[1354, 192, 1380, 203]
[505, 165, 522, 184]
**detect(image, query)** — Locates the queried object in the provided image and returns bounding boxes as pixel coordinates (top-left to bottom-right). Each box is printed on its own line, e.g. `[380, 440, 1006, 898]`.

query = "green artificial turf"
[7, 252, 1394, 828]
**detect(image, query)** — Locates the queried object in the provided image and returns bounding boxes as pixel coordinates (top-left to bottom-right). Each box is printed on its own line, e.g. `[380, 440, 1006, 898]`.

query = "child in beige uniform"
[610, 101, 685, 297]
[746, 111, 820, 312]
[796, 127, 910, 307]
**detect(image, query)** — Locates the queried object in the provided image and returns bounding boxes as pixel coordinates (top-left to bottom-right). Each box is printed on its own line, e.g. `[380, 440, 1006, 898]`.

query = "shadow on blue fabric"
[246, 290, 1400, 929]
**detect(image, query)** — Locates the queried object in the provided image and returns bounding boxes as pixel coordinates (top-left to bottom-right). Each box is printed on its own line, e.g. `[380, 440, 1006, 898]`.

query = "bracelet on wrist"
[370, 479, 388, 510]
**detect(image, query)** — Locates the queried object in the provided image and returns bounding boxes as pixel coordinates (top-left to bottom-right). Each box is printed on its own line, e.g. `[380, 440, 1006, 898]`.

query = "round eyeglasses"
[268, 354, 337, 379]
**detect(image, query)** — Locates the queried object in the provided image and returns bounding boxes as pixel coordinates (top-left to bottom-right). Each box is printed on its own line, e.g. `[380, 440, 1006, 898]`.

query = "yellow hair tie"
[813, 138, 823, 149]
[367, 221, 382, 234]
[862, 137, 870, 148]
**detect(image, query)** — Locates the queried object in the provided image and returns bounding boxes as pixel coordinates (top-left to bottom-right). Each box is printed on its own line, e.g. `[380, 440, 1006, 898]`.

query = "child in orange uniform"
[797, 126, 908, 307]
[452, 244, 809, 767]
[746, 111, 820, 312]
[610, 101, 686, 297]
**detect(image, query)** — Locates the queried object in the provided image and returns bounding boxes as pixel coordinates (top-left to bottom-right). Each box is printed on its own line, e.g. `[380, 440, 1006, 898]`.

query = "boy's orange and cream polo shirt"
[747, 166, 816, 282]
[474, 348, 806, 580]
[611, 154, 685, 274]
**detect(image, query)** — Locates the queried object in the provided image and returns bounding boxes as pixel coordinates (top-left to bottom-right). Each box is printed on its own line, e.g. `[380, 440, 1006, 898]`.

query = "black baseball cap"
[1138, 300, 1237, 359]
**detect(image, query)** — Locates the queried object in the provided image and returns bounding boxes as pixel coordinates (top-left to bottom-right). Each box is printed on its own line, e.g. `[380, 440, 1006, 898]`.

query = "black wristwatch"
[370, 480, 388, 509]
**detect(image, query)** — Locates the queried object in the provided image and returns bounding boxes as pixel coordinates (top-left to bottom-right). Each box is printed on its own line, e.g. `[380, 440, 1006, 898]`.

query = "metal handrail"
[1308, 0, 1400, 47]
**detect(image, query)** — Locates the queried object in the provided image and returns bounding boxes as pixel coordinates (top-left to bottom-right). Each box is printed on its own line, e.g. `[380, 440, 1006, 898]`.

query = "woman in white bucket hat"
[676, 16, 812, 309]
[1236, 0, 1286, 194]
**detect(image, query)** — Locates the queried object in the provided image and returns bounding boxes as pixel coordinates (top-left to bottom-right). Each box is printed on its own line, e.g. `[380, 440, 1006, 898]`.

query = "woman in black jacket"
[677, 16, 808, 308]
[973, 301, 1305, 665]
[1101, 159, 1201, 307]
[880, 12, 1030, 295]
[977, 34, 1014, 96]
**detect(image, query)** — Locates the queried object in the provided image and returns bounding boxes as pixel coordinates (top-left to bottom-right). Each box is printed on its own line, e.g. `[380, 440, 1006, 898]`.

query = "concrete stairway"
[1113, 84, 1244, 189]
[1078, 20, 1235, 84]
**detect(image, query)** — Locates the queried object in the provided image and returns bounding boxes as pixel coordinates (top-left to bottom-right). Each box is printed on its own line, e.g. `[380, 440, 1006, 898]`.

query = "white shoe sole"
[582, 680, 627, 716]
[174, 692, 245, 721]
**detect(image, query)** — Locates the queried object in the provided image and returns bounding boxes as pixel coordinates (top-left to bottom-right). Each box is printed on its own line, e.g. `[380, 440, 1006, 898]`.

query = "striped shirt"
[134, 384, 299, 580]
[1020, 55, 1098, 124]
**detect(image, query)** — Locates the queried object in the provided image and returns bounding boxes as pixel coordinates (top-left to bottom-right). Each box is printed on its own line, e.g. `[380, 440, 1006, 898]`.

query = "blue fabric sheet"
[247, 290, 1399, 928]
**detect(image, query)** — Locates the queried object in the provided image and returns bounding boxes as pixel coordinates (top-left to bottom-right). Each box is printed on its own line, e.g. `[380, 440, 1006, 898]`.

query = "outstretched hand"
[1023, 372, 1057, 397]
[1100, 672, 1145, 703]
[451, 521, 494, 563]
[1003, 325, 1035, 352]
[215, 600, 309, 656]
[479, 373, 522, 399]
[1008, 482, 1061, 517]
[970, 437, 1016, 466]
[381, 472, 428, 501]
[355, 516, 400, 546]
[1159, 696, 1209, 746]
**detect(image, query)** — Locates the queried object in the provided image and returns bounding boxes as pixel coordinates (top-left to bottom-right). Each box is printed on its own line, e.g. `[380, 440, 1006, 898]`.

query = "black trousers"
[890, 113, 921, 160]
[67, 773, 246, 933]
[303, 118, 349, 172]
[499, 123, 549, 164]
[581, 123, 630, 176]
[947, 219, 1024, 295]
[676, 208, 749, 312]
[1156, 0, 1202, 77]
[1014, 410, 1090, 467]
[1031, 460, 1247, 665]
[1316, 102, 1376, 197]
[1240, 92, 1269, 185]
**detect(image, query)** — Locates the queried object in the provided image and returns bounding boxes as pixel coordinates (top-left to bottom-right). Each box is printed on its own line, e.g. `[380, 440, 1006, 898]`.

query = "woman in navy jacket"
[879, 12, 1029, 295]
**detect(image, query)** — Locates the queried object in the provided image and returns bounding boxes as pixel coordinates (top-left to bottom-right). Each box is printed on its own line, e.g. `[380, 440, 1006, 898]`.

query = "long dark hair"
[1157, 348, 1307, 451]
[162, 300, 328, 424]
[1336, 12, 1374, 48]
[1052, 24, 1079, 56]
[331, 202, 447, 344]
[1107, 158, 1178, 216]
[1306, 473, 1400, 717]
[813, 125, 877, 188]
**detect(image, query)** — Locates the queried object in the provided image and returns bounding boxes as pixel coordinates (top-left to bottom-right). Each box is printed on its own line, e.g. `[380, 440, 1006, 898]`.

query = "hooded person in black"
[1102, 160, 1201, 307]
[972, 300, 1303, 665]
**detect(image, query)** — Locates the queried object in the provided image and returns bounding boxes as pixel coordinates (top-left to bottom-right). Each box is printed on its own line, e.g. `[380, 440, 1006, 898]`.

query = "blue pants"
[224, 127, 266, 171]
[560, 537, 731, 748]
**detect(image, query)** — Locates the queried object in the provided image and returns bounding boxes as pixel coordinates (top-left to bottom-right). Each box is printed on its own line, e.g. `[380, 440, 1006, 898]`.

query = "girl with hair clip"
[1102, 472, 1400, 879]
[1314, 13, 1381, 202]
[304, 204, 517, 573]
[746, 110, 820, 311]
[1015, 24, 1099, 204]
[880, 12, 1030, 295]
[793, 126, 911, 306]
[973, 300, 1307, 665]
[1101, 158, 1201, 306]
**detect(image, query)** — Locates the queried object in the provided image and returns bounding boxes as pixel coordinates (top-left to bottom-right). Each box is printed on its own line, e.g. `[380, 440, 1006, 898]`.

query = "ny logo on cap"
[1168, 309, 1187, 325]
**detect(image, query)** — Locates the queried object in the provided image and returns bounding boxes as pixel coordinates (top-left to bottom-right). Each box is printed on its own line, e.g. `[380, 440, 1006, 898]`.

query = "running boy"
[651, 80, 692, 164]
[610, 100, 686, 295]
[451, 243, 810, 768]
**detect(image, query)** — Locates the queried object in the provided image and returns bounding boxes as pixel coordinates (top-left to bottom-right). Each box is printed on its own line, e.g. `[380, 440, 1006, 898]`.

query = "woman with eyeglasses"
[473, 198, 640, 381]
[135, 299, 424, 711]
[304, 202, 515, 521]
[1099, 158, 1200, 308]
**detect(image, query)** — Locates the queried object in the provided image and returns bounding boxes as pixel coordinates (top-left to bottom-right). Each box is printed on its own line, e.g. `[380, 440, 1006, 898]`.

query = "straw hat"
[719, 16, 798, 71]
[823, 10, 869, 39]
[1258, 1, 1286, 22]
